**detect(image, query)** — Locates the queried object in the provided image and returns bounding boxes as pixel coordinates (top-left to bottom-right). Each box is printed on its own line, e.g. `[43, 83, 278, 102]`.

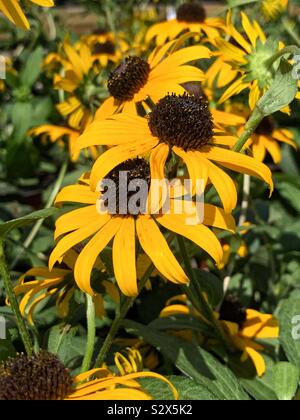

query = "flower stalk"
[81, 294, 96, 373]
[0, 237, 33, 356]
[94, 263, 155, 368]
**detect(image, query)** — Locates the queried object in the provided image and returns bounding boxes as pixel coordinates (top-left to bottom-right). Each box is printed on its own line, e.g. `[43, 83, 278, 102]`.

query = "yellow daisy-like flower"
[146, 1, 225, 46]
[0, 0, 54, 30]
[76, 93, 274, 214]
[160, 294, 279, 377]
[82, 31, 128, 68]
[13, 250, 117, 325]
[96, 39, 211, 117]
[219, 297, 279, 377]
[49, 158, 236, 297]
[245, 117, 297, 164]
[29, 124, 100, 161]
[222, 103, 297, 164]
[53, 41, 104, 131]
[212, 11, 285, 109]
[260, 0, 288, 21]
[0, 351, 178, 400]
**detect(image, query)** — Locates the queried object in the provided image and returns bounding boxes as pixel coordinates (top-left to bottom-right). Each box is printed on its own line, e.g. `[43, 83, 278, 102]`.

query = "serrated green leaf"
[273, 362, 300, 400]
[279, 298, 300, 370]
[0, 207, 58, 237]
[124, 320, 249, 401]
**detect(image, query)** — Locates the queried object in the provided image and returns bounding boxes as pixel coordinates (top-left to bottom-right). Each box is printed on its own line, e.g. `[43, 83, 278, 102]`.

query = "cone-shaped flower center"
[102, 158, 151, 216]
[176, 2, 207, 23]
[148, 93, 214, 151]
[219, 295, 247, 329]
[93, 40, 116, 55]
[108, 56, 150, 102]
[0, 352, 72, 400]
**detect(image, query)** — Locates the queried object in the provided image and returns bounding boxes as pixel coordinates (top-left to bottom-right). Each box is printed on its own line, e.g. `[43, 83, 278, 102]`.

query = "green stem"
[0, 237, 33, 355]
[11, 158, 69, 269]
[232, 109, 264, 153]
[94, 264, 154, 368]
[177, 236, 230, 349]
[81, 294, 96, 373]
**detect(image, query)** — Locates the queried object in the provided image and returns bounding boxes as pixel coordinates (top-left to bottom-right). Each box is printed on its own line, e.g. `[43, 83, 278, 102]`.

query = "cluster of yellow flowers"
[1, 0, 295, 399]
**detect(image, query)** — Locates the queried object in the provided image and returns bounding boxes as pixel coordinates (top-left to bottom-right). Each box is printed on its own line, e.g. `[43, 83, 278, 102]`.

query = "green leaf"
[47, 325, 85, 366]
[149, 315, 214, 337]
[139, 375, 217, 400]
[0, 207, 58, 237]
[193, 269, 224, 307]
[276, 181, 300, 213]
[279, 298, 300, 370]
[20, 47, 43, 87]
[273, 362, 300, 400]
[254, 58, 298, 117]
[11, 102, 32, 142]
[124, 320, 249, 400]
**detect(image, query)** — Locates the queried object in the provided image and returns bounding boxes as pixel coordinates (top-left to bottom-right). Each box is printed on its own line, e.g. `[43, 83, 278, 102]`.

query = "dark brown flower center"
[108, 56, 150, 102]
[177, 2, 207, 23]
[219, 295, 247, 329]
[93, 40, 116, 55]
[255, 117, 275, 135]
[0, 352, 72, 400]
[101, 158, 151, 216]
[148, 93, 214, 151]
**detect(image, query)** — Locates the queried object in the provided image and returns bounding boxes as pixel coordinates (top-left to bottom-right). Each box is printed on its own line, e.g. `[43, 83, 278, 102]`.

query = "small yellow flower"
[261, 0, 288, 21]
[0, 0, 54, 30]
[220, 304, 279, 377]
[13, 250, 118, 325]
[146, 1, 225, 46]
[210, 11, 286, 109]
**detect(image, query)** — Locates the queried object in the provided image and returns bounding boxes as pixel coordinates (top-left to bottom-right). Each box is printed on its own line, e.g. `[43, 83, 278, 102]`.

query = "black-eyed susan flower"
[76, 93, 274, 214]
[0, 0, 54, 30]
[96, 40, 211, 116]
[53, 41, 107, 131]
[212, 11, 286, 109]
[223, 103, 297, 164]
[0, 351, 178, 400]
[260, 0, 288, 21]
[245, 117, 297, 164]
[82, 31, 128, 68]
[14, 250, 117, 325]
[145, 1, 225, 46]
[49, 158, 236, 297]
[219, 296, 279, 377]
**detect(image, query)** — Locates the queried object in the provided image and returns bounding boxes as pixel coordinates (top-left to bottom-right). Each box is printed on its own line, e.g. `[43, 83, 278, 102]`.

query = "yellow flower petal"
[113, 217, 138, 296]
[136, 215, 189, 285]
[74, 217, 122, 295]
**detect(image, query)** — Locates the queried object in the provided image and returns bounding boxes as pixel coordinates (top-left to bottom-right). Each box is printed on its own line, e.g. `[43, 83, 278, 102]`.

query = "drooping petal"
[156, 213, 223, 266]
[136, 215, 189, 285]
[113, 217, 138, 296]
